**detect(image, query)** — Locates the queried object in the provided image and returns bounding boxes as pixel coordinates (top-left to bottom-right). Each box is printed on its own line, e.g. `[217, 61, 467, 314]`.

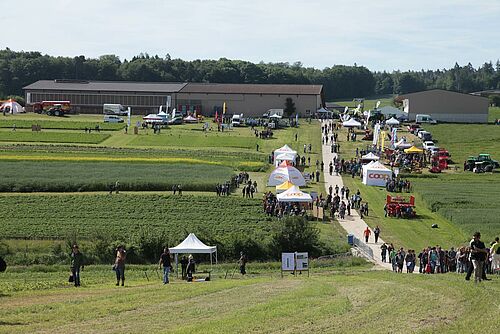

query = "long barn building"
[24, 80, 324, 117]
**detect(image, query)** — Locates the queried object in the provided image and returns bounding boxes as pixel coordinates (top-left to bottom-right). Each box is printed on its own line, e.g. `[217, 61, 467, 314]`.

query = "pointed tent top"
[276, 144, 295, 152]
[386, 117, 400, 125]
[276, 185, 312, 202]
[276, 152, 296, 161]
[169, 233, 216, 254]
[368, 161, 391, 171]
[361, 152, 380, 160]
[342, 118, 362, 127]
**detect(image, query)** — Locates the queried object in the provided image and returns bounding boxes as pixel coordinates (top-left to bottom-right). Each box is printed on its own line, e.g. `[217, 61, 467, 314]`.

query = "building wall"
[25, 89, 322, 117]
[26, 90, 173, 114]
[406, 90, 489, 123]
[176, 92, 320, 117]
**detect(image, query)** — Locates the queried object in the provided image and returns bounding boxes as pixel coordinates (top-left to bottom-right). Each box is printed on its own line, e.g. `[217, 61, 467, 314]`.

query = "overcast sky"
[1, 0, 499, 71]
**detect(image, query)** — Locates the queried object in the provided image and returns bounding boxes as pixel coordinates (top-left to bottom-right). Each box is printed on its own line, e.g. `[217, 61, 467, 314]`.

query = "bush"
[271, 216, 323, 259]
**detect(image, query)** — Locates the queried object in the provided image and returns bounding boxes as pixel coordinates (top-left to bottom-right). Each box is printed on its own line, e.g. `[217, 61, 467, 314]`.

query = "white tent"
[143, 114, 163, 123]
[169, 233, 217, 273]
[342, 118, 362, 127]
[394, 138, 412, 149]
[0, 100, 24, 114]
[183, 115, 198, 123]
[275, 152, 296, 166]
[276, 185, 312, 202]
[362, 161, 392, 187]
[386, 117, 400, 126]
[268, 164, 306, 186]
[273, 144, 297, 160]
[361, 152, 380, 161]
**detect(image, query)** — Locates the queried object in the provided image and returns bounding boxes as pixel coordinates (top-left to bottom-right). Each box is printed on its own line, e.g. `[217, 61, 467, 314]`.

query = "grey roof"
[397, 89, 488, 101]
[24, 80, 188, 93]
[179, 83, 323, 95]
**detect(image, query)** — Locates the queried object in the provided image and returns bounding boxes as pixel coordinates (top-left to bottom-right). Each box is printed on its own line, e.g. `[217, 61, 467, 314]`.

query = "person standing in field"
[180, 255, 189, 280]
[159, 247, 172, 284]
[467, 232, 488, 283]
[363, 227, 371, 243]
[114, 246, 127, 286]
[380, 243, 387, 262]
[70, 244, 84, 287]
[239, 251, 248, 275]
[374, 226, 381, 243]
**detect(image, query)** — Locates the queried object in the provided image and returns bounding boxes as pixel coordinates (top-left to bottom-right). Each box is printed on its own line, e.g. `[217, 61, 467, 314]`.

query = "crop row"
[0, 161, 234, 192]
[0, 119, 124, 131]
[0, 194, 270, 239]
[0, 131, 110, 144]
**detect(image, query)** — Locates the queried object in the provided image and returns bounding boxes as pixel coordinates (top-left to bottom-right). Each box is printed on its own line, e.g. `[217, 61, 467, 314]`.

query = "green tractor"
[465, 154, 500, 172]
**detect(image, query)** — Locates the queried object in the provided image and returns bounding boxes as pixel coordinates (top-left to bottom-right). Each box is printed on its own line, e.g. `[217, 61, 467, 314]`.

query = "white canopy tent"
[394, 138, 412, 149]
[378, 106, 407, 120]
[276, 185, 312, 202]
[143, 114, 163, 123]
[342, 118, 362, 127]
[183, 115, 198, 123]
[268, 164, 306, 186]
[361, 152, 380, 162]
[169, 233, 217, 275]
[0, 100, 24, 114]
[275, 152, 296, 166]
[362, 161, 392, 187]
[274, 144, 297, 159]
[386, 117, 400, 126]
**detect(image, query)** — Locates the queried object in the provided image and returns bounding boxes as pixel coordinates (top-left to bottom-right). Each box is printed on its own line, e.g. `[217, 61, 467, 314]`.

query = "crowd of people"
[262, 191, 308, 218]
[377, 234, 500, 281]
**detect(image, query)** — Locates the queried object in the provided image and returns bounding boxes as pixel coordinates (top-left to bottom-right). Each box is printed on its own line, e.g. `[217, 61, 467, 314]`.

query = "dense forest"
[1, 48, 499, 102]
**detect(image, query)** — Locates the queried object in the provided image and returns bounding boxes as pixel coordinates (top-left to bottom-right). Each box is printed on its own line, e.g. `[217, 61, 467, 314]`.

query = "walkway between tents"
[321, 122, 392, 270]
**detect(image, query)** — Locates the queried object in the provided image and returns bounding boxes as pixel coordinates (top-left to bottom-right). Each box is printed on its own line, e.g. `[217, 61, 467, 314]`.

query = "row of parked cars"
[407, 123, 445, 155]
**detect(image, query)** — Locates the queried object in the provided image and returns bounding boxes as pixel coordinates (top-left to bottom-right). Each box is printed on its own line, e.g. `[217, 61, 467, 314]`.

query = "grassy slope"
[0, 130, 109, 144]
[0, 268, 498, 333]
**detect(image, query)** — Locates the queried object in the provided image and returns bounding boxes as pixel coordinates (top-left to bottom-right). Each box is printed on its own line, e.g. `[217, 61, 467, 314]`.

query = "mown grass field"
[0, 161, 233, 192]
[0, 130, 110, 144]
[0, 267, 497, 334]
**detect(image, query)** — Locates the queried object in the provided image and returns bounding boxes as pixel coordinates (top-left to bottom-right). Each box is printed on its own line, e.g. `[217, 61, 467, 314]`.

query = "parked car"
[104, 115, 124, 123]
[415, 114, 437, 124]
[423, 141, 436, 151]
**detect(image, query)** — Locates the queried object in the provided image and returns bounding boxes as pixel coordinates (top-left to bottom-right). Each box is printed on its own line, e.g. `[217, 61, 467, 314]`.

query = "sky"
[1, 0, 499, 71]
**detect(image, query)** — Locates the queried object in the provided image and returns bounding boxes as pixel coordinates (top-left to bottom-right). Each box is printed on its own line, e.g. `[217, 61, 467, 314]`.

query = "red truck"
[32, 101, 71, 116]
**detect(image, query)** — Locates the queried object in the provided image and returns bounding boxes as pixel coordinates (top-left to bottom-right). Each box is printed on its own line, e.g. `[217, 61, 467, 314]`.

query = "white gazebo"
[183, 115, 198, 123]
[169, 233, 217, 274]
[342, 118, 362, 127]
[273, 144, 297, 161]
[276, 185, 312, 202]
[275, 152, 296, 166]
[268, 164, 306, 186]
[143, 114, 163, 123]
[386, 117, 400, 127]
[361, 152, 380, 162]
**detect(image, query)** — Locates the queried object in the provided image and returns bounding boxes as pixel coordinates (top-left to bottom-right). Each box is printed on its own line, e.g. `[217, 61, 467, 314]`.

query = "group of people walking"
[378, 233, 500, 282]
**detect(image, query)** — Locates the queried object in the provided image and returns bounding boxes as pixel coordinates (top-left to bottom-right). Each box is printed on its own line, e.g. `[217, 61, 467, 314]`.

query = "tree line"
[1, 48, 499, 102]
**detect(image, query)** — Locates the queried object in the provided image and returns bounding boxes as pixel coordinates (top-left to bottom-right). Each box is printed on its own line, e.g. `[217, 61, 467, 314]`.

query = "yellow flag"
[380, 131, 386, 150]
[223, 102, 226, 115]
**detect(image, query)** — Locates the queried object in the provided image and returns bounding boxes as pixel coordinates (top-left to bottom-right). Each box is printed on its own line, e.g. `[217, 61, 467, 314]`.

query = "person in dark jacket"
[186, 255, 196, 282]
[70, 244, 84, 287]
[159, 248, 172, 284]
[180, 255, 189, 280]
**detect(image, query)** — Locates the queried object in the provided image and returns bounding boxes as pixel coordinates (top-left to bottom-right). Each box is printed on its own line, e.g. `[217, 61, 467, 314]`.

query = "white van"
[104, 115, 124, 123]
[415, 114, 437, 124]
[103, 104, 128, 116]
[232, 114, 243, 127]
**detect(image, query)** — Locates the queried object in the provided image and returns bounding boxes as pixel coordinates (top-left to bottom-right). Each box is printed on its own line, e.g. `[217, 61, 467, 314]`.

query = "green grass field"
[0, 266, 497, 334]
[0, 118, 124, 131]
[0, 161, 233, 192]
[0, 130, 110, 144]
